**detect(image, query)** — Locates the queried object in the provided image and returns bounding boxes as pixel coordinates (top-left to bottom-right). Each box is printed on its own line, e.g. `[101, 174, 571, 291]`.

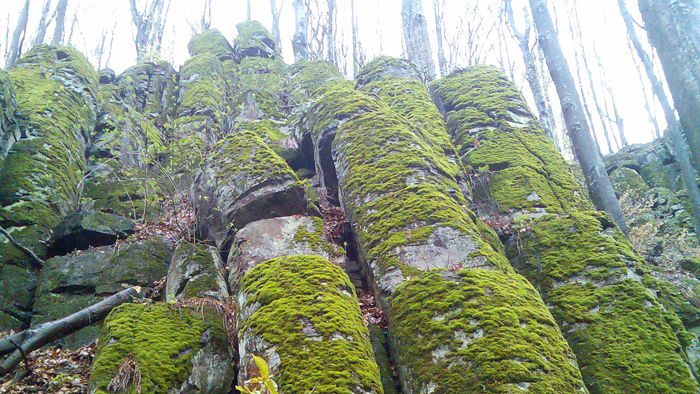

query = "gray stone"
[165, 243, 229, 301]
[50, 210, 134, 255]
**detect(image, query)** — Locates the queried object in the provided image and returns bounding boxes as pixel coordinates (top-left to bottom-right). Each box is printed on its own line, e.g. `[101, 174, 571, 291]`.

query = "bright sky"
[0, 0, 670, 153]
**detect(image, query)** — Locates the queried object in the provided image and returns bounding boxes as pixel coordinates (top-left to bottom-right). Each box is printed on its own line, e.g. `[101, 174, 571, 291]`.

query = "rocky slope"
[0, 22, 698, 393]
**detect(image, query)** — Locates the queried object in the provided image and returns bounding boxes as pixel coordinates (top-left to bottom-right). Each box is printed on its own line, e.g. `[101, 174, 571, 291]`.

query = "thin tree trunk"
[638, 0, 700, 174]
[246, 0, 251, 20]
[350, 0, 361, 74]
[626, 37, 662, 139]
[270, 0, 281, 49]
[6, 0, 31, 67]
[620, 0, 700, 239]
[504, 0, 558, 149]
[529, 0, 628, 232]
[33, 0, 53, 47]
[51, 0, 68, 44]
[326, 0, 337, 65]
[433, 0, 448, 77]
[401, 0, 436, 81]
[292, 0, 308, 61]
[0, 287, 141, 377]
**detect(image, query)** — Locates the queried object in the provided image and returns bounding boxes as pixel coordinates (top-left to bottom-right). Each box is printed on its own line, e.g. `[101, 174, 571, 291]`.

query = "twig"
[0, 225, 45, 270]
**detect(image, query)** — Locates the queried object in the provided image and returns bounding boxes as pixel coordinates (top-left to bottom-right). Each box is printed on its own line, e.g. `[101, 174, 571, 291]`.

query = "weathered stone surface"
[233, 21, 277, 61]
[431, 65, 697, 392]
[197, 128, 306, 248]
[303, 67, 586, 392]
[237, 255, 382, 393]
[165, 242, 228, 301]
[0, 68, 17, 172]
[227, 215, 340, 289]
[89, 303, 235, 393]
[50, 210, 134, 255]
[32, 239, 171, 347]
[0, 45, 98, 331]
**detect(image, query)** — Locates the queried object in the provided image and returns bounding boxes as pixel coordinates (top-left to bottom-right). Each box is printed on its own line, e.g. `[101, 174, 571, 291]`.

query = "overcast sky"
[0, 0, 670, 153]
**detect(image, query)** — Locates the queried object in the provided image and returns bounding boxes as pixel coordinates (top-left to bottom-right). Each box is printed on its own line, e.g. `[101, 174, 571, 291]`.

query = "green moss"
[355, 57, 420, 87]
[430, 65, 591, 214]
[233, 20, 277, 59]
[170, 243, 221, 299]
[512, 211, 697, 393]
[238, 255, 382, 393]
[287, 60, 344, 108]
[292, 216, 334, 255]
[306, 82, 511, 279]
[188, 29, 234, 60]
[89, 303, 228, 393]
[390, 269, 586, 392]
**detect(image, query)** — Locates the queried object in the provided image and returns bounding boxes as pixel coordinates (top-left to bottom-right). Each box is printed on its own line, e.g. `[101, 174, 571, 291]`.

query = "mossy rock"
[237, 255, 383, 393]
[356, 56, 421, 87]
[0, 68, 18, 172]
[89, 302, 235, 393]
[233, 20, 277, 60]
[0, 264, 37, 331]
[165, 242, 228, 301]
[50, 210, 134, 255]
[510, 211, 698, 393]
[32, 239, 172, 347]
[390, 269, 587, 393]
[188, 29, 234, 61]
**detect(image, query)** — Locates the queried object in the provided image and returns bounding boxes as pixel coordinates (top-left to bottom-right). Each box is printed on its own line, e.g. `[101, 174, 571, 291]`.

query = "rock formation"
[0, 22, 698, 394]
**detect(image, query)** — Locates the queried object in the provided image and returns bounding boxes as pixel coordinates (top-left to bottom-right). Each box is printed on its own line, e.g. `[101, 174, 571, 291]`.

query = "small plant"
[236, 355, 278, 394]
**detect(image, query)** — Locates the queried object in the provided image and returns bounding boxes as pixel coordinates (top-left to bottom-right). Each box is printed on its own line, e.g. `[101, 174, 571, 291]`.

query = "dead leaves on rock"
[106, 353, 141, 394]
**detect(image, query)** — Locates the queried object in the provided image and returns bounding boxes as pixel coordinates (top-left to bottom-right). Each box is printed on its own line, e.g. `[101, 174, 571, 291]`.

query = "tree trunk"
[528, 0, 628, 232]
[292, 0, 308, 61]
[401, 0, 436, 81]
[638, 0, 700, 174]
[504, 0, 558, 149]
[626, 37, 662, 139]
[51, 0, 68, 44]
[326, 0, 337, 65]
[620, 0, 700, 239]
[246, 0, 251, 21]
[0, 287, 140, 377]
[33, 0, 53, 47]
[270, 0, 281, 49]
[350, 0, 362, 75]
[432, 0, 448, 77]
[5, 0, 31, 67]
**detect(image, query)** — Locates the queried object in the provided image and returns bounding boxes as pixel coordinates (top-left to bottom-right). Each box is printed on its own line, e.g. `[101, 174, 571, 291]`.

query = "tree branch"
[0, 226, 45, 270]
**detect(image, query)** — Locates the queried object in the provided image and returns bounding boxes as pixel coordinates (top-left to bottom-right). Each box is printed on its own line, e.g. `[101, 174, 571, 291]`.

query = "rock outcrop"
[431, 65, 697, 392]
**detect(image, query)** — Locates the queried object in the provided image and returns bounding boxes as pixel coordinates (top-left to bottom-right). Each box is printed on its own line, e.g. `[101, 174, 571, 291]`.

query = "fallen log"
[0, 286, 141, 376]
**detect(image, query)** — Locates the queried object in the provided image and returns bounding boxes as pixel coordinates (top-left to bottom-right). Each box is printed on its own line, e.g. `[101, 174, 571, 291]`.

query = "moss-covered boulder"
[227, 215, 341, 289]
[237, 255, 382, 393]
[165, 242, 228, 301]
[196, 128, 306, 248]
[0, 45, 98, 331]
[303, 70, 586, 391]
[233, 20, 277, 61]
[89, 302, 235, 393]
[431, 65, 697, 392]
[32, 238, 172, 347]
[0, 68, 17, 172]
[50, 210, 134, 255]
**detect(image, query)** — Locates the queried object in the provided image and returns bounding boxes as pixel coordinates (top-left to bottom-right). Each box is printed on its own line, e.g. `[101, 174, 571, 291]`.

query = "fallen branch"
[0, 225, 45, 270]
[0, 286, 141, 377]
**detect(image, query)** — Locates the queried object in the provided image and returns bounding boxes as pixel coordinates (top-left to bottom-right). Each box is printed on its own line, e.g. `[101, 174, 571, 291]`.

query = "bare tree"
[51, 0, 68, 44]
[504, 0, 558, 149]
[432, 0, 448, 77]
[246, 0, 252, 21]
[200, 0, 212, 32]
[529, 0, 627, 232]
[5, 0, 31, 67]
[292, 0, 309, 61]
[350, 0, 364, 74]
[33, 0, 53, 46]
[129, 0, 171, 61]
[401, 0, 435, 81]
[620, 0, 700, 239]
[270, 0, 281, 49]
[326, 0, 337, 65]
[638, 0, 700, 174]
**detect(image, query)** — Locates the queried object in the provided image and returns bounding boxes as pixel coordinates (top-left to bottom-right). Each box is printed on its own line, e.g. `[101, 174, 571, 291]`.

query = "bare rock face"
[431, 65, 698, 392]
[227, 215, 341, 289]
[165, 243, 229, 302]
[33, 238, 172, 348]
